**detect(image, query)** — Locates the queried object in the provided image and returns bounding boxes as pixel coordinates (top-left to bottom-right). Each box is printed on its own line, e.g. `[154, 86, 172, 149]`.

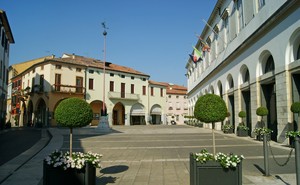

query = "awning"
[131, 103, 145, 116]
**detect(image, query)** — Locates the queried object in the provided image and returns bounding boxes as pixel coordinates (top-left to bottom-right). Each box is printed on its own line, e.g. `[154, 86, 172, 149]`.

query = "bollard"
[263, 134, 270, 176]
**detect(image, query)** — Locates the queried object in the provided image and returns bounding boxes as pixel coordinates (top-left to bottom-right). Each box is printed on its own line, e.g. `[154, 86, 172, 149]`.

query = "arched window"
[264, 56, 274, 74]
[243, 69, 249, 83]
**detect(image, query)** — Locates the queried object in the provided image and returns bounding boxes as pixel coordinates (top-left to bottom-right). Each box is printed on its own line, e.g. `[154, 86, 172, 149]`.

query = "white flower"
[44, 150, 102, 170]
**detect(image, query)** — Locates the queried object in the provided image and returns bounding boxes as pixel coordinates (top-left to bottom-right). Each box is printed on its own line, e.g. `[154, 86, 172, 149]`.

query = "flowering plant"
[254, 127, 272, 135]
[286, 131, 300, 138]
[44, 150, 102, 170]
[222, 124, 233, 132]
[193, 149, 244, 169]
[237, 125, 249, 131]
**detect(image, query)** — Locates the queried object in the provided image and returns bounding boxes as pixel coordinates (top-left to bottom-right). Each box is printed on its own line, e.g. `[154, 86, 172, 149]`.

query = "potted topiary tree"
[255, 106, 271, 141]
[286, 102, 300, 147]
[43, 98, 102, 185]
[190, 94, 244, 185]
[237, 111, 249, 137]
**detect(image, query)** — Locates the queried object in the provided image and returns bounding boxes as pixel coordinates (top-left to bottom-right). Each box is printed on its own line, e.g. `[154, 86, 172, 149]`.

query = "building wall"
[186, 0, 300, 143]
[166, 94, 188, 125]
[0, 10, 14, 128]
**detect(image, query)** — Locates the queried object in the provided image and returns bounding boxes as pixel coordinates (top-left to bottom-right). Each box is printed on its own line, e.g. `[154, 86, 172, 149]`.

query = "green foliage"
[55, 98, 93, 128]
[291, 102, 300, 114]
[238, 111, 246, 118]
[256, 106, 268, 116]
[194, 94, 227, 123]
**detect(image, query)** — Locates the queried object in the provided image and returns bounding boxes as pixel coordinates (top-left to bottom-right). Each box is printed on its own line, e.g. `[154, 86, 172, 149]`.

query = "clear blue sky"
[2, 0, 216, 86]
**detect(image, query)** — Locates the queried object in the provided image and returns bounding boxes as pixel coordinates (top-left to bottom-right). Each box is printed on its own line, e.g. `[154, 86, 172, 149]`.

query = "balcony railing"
[52, 84, 85, 94]
[108, 92, 139, 100]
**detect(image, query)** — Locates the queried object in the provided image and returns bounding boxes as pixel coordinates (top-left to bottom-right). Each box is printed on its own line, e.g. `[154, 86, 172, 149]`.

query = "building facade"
[186, 0, 300, 143]
[0, 10, 14, 129]
[9, 54, 168, 127]
[165, 83, 188, 125]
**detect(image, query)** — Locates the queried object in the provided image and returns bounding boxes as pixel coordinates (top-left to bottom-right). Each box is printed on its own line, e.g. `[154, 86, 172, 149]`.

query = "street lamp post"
[97, 22, 110, 131]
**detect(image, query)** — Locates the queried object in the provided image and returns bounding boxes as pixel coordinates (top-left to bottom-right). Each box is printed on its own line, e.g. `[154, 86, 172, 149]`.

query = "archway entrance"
[150, 104, 162, 125]
[113, 102, 125, 125]
[242, 90, 251, 136]
[130, 103, 145, 125]
[36, 99, 47, 127]
[228, 94, 235, 132]
[27, 100, 33, 127]
[90, 100, 106, 126]
[261, 82, 277, 141]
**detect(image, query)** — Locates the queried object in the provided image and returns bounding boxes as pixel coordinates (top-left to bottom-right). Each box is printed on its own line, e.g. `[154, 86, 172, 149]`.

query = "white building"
[165, 83, 188, 125]
[186, 0, 300, 143]
[9, 54, 167, 127]
[0, 10, 14, 128]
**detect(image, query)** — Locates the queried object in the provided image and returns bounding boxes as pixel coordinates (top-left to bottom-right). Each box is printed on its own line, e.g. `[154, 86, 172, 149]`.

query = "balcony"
[52, 84, 85, 94]
[108, 92, 139, 100]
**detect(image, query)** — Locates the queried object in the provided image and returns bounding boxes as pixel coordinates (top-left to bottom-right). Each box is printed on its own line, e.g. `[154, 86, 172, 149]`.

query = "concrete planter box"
[237, 128, 248, 137]
[190, 153, 242, 185]
[43, 162, 96, 185]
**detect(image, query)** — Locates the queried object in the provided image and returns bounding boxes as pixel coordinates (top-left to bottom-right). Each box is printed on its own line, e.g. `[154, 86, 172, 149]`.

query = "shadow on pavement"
[97, 165, 129, 184]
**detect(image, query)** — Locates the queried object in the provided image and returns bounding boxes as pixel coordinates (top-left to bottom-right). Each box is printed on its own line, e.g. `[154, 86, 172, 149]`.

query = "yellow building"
[9, 54, 167, 127]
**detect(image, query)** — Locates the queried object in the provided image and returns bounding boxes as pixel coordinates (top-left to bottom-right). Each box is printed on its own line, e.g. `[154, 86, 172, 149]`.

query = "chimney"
[72, 53, 75, 59]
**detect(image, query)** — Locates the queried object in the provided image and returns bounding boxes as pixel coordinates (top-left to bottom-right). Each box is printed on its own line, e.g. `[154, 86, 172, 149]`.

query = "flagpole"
[97, 22, 110, 131]
[202, 19, 226, 45]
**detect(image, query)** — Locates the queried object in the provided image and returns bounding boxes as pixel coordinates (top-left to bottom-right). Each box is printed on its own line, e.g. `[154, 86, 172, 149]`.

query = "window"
[142, 78, 146, 81]
[264, 56, 275, 74]
[143, 86, 146, 95]
[89, 78, 94, 90]
[131, 76, 135, 80]
[89, 70, 94, 74]
[131, 84, 134, 94]
[32, 68, 35, 73]
[176, 102, 180, 110]
[121, 83, 125, 98]
[76, 68, 81, 72]
[237, 0, 244, 31]
[151, 87, 154, 96]
[257, 0, 265, 10]
[110, 73, 114, 77]
[41, 65, 44, 70]
[168, 95, 171, 98]
[244, 69, 249, 83]
[55, 74, 61, 91]
[110, 81, 114, 91]
[120, 75, 125, 78]
[30, 78, 34, 93]
[55, 65, 62, 69]
[76, 77, 83, 93]
[40, 75, 44, 91]
[160, 88, 163, 97]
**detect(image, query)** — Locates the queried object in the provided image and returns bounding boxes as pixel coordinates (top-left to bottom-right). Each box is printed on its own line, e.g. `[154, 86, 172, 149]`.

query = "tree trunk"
[212, 122, 216, 156]
[70, 128, 73, 157]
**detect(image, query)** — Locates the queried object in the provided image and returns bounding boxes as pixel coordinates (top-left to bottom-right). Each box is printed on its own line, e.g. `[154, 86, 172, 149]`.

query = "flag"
[189, 46, 203, 63]
[196, 35, 211, 52]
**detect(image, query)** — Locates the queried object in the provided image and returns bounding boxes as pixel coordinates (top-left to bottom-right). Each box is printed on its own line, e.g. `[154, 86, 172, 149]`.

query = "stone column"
[275, 71, 291, 143]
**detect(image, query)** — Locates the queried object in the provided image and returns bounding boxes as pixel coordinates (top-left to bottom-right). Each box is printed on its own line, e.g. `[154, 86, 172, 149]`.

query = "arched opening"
[27, 100, 33, 127]
[217, 81, 223, 98]
[264, 55, 275, 74]
[112, 102, 125, 125]
[90, 100, 106, 126]
[150, 104, 162, 125]
[36, 98, 47, 127]
[130, 103, 145, 125]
